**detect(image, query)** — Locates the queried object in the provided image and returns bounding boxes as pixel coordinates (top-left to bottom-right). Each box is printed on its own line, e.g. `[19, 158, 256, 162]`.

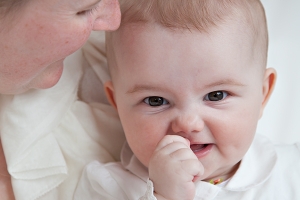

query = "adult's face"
[0, 0, 120, 94]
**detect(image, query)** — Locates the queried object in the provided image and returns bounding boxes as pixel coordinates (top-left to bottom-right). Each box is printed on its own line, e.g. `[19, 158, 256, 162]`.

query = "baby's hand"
[148, 135, 204, 200]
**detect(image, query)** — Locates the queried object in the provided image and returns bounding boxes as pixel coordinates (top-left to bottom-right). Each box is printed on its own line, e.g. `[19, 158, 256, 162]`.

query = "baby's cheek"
[132, 140, 157, 168]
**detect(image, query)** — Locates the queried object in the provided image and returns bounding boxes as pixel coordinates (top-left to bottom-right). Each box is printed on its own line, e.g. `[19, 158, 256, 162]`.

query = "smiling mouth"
[189, 143, 213, 158]
[190, 144, 209, 153]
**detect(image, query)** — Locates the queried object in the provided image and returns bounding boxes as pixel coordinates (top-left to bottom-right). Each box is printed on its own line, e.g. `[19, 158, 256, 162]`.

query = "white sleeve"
[74, 161, 128, 200]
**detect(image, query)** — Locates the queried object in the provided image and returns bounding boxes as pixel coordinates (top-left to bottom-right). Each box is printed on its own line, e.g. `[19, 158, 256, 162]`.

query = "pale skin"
[0, 0, 121, 198]
[105, 19, 276, 200]
[0, 0, 120, 94]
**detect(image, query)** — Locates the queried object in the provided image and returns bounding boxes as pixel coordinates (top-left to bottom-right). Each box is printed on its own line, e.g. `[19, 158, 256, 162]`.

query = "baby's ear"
[259, 68, 277, 118]
[104, 81, 118, 110]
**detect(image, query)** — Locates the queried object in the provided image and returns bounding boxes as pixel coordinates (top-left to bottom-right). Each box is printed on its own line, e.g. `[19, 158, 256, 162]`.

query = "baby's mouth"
[190, 144, 209, 153]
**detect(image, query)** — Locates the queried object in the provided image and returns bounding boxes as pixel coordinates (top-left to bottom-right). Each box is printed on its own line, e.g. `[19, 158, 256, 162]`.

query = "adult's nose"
[92, 0, 121, 31]
[171, 109, 204, 135]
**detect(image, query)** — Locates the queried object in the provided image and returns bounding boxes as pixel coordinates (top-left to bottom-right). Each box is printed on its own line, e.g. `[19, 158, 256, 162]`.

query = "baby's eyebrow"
[127, 85, 165, 94]
[204, 79, 246, 88]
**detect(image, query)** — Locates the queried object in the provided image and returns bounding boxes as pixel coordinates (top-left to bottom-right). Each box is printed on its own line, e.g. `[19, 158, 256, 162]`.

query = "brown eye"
[144, 96, 169, 106]
[205, 91, 228, 101]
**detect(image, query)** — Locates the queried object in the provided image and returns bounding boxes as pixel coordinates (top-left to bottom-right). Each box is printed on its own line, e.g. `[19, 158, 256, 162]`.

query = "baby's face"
[107, 21, 268, 181]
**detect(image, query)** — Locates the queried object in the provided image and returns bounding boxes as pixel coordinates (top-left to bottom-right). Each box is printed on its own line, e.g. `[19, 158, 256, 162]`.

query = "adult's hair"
[0, 0, 27, 18]
[0, 0, 28, 32]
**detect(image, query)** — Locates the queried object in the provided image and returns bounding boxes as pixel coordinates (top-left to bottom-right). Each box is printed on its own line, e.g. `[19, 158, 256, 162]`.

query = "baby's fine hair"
[119, 0, 265, 32]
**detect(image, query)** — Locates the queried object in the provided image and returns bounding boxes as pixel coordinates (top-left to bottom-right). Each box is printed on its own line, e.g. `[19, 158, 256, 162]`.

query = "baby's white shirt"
[75, 134, 300, 200]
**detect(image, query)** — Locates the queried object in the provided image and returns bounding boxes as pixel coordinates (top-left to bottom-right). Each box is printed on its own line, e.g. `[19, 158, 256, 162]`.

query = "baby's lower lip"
[190, 144, 213, 158]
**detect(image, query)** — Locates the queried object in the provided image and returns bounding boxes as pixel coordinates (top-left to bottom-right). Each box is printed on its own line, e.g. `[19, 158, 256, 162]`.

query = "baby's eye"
[143, 96, 169, 106]
[204, 91, 228, 101]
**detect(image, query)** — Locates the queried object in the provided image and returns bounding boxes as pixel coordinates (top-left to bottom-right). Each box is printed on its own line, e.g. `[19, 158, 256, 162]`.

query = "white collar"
[224, 134, 277, 191]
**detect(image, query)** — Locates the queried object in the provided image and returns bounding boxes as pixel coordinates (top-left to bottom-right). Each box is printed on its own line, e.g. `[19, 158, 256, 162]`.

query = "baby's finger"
[155, 135, 190, 152]
[156, 141, 190, 156]
[181, 159, 204, 181]
[169, 147, 197, 160]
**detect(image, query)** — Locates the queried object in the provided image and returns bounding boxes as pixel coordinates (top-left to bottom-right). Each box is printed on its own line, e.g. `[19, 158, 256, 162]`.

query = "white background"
[257, 0, 300, 144]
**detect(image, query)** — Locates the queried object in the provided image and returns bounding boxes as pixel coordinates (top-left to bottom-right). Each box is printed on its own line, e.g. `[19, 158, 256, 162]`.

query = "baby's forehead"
[108, 22, 265, 81]
[116, 22, 253, 66]
[117, 18, 255, 50]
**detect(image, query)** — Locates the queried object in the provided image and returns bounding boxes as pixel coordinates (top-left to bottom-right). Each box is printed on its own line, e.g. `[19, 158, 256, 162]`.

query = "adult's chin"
[31, 60, 64, 90]
[1, 60, 64, 95]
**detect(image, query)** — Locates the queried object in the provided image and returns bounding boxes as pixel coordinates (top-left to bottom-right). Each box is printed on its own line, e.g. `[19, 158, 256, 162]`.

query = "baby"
[75, 0, 300, 199]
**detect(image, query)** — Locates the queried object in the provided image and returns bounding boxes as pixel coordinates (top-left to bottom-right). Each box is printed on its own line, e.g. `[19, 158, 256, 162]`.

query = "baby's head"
[107, 0, 269, 77]
[105, 0, 276, 182]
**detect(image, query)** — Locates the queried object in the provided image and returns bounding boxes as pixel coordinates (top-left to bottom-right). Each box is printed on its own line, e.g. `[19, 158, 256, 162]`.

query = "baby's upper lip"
[187, 137, 214, 147]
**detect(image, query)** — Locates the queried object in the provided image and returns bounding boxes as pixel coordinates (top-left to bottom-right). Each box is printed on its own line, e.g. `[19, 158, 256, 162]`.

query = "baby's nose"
[171, 112, 204, 135]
